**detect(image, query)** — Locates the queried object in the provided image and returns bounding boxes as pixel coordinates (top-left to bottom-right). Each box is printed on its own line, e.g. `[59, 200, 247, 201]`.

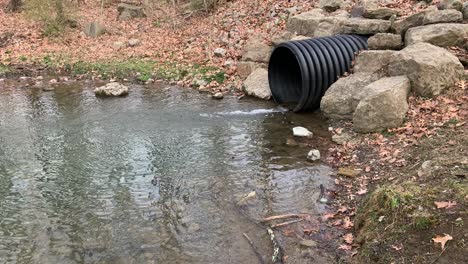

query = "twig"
[430, 245, 448, 264]
[242, 233, 265, 264]
[261, 213, 309, 222]
[271, 219, 303, 228]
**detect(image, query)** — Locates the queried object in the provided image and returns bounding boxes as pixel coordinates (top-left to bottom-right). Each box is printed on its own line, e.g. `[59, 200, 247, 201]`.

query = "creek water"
[0, 80, 334, 264]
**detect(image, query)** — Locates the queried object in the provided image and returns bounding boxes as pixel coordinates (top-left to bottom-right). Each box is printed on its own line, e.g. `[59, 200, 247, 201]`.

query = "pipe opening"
[268, 35, 368, 112]
[268, 46, 303, 106]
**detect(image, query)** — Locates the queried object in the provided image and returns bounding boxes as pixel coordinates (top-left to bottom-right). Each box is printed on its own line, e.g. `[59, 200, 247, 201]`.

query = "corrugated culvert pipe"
[268, 35, 368, 112]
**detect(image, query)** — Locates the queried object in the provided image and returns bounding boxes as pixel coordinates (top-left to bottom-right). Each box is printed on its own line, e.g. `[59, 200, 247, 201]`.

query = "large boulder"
[392, 9, 462, 35]
[243, 68, 271, 100]
[423, 9, 463, 24]
[117, 3, 146, 21]
[353, 50, 396, 74]
[363, 7, 399, 20]
[439, 0, 463, 11]
[83, 22, 105, 38]
[367, 33, 403, 50]
[242, 37, 273, 63]
[237, 61, 264, 79]
[95, 82, 129, 97]
[405, 23, 468, 47]
[392, 11, 426, 35]
[287, 9, 329, 36]
[320, 72, 383, 119]
[353, 76, 410, 132]
[341, 18, 391, 34]
[388, 43, 464, 97]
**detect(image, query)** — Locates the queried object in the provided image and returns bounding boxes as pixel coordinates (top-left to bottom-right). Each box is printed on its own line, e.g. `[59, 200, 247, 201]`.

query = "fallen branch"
[267, 227, 283, 263]
[242, 233, 265, 264]
[271, 218, 303, 228]
[261, 213, 309, 222]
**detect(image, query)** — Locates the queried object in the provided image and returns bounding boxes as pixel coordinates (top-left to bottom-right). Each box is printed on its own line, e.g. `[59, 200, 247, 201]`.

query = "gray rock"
[423, 9, 463, 24]
[83, 22, 105, 38]
[287, 8, 329, 36]
[243, 68, 271, 100]
[363, 8, 399, 20]
[405, 23, 468, 47]
[332, 133, 352, 145]
[117, 3, 146, 21]
[237, 61, 264, 79]
[354, 50, 396, 74]
[388, 43, 464, 97]
[271, 31, 293, 46]
[214, 48, 226, 57]
[95, 82, 129, 97]
[307, 149, 321, 161]
[113, 41, 127, 50]
[368, 33, 403, 50]
[353, 76, 410, 132]
[224, 59, 234, 67]
[438, 0, 463, 11]
[321, 72, 383, 120]
[242, 37, 273, 63]
[341, 18, 391, 35]
[319, 0, 344, 12]
[128, 38, 141, 47]
[392, 11, 426, 35]
[463, 2, 468, 20]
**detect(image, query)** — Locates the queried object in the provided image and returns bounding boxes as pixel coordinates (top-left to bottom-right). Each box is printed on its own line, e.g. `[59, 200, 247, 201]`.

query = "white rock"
[212, 92, 224, 99]
[293, 127, 313, 138]
[307, 149, 321, 161]
[243, 68, 272, 100]
[128, 38, 141, 47]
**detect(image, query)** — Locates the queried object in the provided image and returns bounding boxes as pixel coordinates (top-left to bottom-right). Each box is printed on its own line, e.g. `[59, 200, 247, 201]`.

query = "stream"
[0, 79, 334, 264]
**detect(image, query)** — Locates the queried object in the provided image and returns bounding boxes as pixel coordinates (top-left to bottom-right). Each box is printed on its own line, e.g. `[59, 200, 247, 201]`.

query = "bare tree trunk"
[5, 0, 22, 13]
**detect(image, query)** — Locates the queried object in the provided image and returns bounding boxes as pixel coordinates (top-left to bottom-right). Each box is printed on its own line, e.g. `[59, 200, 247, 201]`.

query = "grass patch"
[0, 63, 10, 75]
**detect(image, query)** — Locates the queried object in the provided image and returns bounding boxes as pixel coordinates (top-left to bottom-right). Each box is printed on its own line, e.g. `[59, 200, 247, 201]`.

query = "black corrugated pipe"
[268, 35, 368, 112]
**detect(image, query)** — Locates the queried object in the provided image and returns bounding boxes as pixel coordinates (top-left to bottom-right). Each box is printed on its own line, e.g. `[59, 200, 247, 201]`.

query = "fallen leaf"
[338, 167, 360, 177]
[342, 217, 354, 229]
[338, 244, 352, 251]
[391, 244, 403, 251]
[357, 188, 367, 195]
[337, 206, 348, 213]
[434, 201, 457, 209]
[322, 213, 336, 221]
[343, 233, 354, 244]
[432, 234, 453, 249]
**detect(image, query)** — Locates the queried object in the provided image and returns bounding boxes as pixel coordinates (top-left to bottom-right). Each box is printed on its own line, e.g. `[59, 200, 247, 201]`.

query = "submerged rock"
[94, 82, 129, 97]
[212, 92, 224, 99]
[307, 149, 321, 161]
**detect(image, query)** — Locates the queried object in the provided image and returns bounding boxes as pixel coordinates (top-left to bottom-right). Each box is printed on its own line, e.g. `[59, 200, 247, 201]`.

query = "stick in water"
[242, 233, 265, 264]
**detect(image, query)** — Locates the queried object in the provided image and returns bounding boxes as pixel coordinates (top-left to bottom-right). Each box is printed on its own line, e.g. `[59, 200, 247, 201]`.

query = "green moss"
[0, 63, 10, 74]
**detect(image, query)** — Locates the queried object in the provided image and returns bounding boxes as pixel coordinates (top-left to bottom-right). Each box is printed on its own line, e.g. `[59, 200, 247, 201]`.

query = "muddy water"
[0, 80, 334, 264]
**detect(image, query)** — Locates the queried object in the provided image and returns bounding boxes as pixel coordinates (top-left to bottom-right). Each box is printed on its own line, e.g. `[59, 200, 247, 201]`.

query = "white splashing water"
[200, 106, 288, 117]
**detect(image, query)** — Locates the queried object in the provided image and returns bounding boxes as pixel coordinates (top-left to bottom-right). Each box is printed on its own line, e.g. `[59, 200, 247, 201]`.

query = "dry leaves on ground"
[432, 234, 453, 250]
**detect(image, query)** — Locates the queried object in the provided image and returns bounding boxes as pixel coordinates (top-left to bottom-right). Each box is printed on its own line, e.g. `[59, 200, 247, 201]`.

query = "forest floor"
[1, 0, 467, 263]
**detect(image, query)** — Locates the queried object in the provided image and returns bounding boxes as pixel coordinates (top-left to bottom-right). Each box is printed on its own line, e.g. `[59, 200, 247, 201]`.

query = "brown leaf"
[338, 244, 352, 251]
[434, 201, 457, 209]
[342, 217, 354, 229]
[343, 233, 354, 244]
[432, 234, 453, 249]
[357, 188, 368, 195]
[322, 213, 336, 221]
